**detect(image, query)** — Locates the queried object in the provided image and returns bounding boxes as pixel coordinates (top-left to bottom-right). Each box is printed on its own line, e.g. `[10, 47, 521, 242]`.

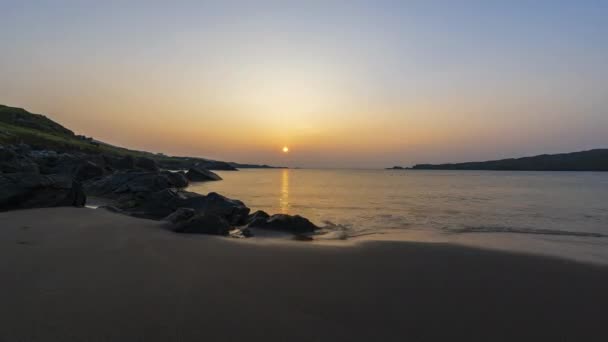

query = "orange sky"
[2, 2, 607, 167]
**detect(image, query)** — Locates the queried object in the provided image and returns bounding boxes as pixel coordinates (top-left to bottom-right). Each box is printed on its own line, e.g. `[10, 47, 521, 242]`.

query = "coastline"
[1, 207, 607, 341]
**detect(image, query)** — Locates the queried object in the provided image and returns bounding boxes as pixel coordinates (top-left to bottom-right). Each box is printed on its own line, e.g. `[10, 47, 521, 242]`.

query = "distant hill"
[0, 104, 277, 170]
[408, 150, 608, 171]
[0, 104, 75, 136]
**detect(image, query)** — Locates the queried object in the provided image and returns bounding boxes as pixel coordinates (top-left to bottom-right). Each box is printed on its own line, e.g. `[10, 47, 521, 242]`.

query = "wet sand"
[1, 207, 607, 341]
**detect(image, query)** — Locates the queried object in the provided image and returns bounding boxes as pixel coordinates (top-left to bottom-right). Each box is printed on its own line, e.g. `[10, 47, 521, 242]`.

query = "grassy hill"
[410, 149, 608, 171]
[0, 104, 244, 169]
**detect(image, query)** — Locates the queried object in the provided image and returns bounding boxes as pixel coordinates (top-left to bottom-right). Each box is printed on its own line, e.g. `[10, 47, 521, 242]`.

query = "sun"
[282, 146, 289, 153]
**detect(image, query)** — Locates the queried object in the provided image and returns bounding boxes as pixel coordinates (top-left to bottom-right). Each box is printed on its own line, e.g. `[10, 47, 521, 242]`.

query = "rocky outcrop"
[0, 173, 85, 211]
[84, 170, 188, 198]
[247, 213, 319, 233]
[115, 190, 250, 224]
[186, 167, 222, 182]
[134, 157, 159, 171]
[0, 145, 39, 173]
[161, 171, 189, 188]
[246, 210, 270, 227]
[103, 155, 135, 170]
[74, 161, 105, 181]
[163, 208, 231, 235]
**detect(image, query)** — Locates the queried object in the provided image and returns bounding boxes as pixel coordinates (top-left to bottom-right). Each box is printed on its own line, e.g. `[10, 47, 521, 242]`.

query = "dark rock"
[249, 213, 319, 233]
[114, 189, 250, 224]
[229, 227, 253, 238]
[74, 161, 105, 181]
[29, 151, 81, 175]
[134, 157, 159, 171]
[240, 227, 254, 237]
[293, 234, 314, 241]
[0, 173, 86, 211]
[246, 210, 270, 227]
[0, 146, 39, 173]
[85, 171, 188, 198]
[163, 207, 196, 224]
[161, 170, 189, 188]
[103, 155, 135, 170]
[114, 188, 182, 218]
[192, 192, 249, 225]
[165, 211, 231, 235]
[186, 167, 222, 182]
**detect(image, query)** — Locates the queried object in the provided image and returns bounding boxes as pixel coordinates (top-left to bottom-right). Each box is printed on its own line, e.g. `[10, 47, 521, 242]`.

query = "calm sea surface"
[188, 169, 608, 264]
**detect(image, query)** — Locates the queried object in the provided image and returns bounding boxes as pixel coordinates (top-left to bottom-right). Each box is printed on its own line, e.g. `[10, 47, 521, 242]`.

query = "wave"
[447, 226, 608, 238]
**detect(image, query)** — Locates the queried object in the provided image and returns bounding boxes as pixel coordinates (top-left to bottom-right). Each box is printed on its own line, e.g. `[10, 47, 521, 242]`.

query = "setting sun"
[282, 146, 289, 153]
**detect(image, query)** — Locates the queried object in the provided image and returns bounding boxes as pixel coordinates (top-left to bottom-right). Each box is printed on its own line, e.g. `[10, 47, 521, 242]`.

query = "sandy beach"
[0, 207, 606, 341]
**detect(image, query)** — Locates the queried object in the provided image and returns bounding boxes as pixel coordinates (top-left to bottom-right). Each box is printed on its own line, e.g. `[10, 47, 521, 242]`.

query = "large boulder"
[85, 171, 188, 198]
[0, 145, 39, 173]
[161, 170, 189, 188]
[188, 192, 249, 225]
[0, 173, 86, 211]
[248, 213, 319, 233]
[186, 167, 222, 182]
[103, 155, 135, 170]
[163, 207, 231, 235]
[134, 157, 159, 171]
[115, 189, 250, 224]
[246, 210, 270, 227]
[74, 161, 105, 181]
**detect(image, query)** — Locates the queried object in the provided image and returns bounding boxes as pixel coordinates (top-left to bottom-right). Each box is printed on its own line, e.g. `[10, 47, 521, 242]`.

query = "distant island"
[390, 150, 608, 171]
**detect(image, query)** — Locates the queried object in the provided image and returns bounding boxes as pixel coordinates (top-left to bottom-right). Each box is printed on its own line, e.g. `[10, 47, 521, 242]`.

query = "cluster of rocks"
[0, 144, 319, 239]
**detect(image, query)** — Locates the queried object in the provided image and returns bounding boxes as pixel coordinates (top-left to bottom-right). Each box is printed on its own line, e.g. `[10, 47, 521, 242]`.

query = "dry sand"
[1, 207, 607, 341]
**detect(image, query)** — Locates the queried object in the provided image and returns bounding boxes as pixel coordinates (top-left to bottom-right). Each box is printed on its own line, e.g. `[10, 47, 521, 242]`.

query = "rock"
[0, 145, 39, 173]
[165, 211, 231, 235]
[29, 151, 81, 175]
[192, 192, 249, 225]
[74, 161, 105, 181]
[163, 207, 196, 223]
[161, 170, 189, 188]
[0, 173, 86, 211]
[186, 167, 222, 182]
[134, 157, 159, 171]
[85, 171, 188, 198]
[229, 227, 253, 238]
[249, 213, 319, 233]
[114, 189, 250, 224]
[103, 155, 135, 170]
[246, 210, 270, 227]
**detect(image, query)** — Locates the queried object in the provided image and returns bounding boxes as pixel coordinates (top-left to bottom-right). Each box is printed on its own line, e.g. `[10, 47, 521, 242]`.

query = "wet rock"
[163, 207, 196, 224]
[193, 192, 250, 225]
[249, 213, 319, 233]
[115, 190, 250, 224]
[186, 167, 222, 182]
[246, 210, 270, 227]
[165, 211, 231, 235]
[0, 173, 86, 211]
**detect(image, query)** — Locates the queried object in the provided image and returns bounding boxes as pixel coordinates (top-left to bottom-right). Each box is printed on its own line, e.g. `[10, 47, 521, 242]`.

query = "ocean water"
[188, 169, 608, 264]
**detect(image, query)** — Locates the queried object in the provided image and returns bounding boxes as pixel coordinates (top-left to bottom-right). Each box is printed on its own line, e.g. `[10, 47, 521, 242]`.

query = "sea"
[188, 169, 608, 264]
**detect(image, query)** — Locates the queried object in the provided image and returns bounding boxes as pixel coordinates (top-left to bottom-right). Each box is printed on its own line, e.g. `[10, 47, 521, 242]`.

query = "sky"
[1, 0, 607, 168]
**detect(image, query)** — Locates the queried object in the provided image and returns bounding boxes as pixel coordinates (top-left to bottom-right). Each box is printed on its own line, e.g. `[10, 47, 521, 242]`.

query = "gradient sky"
[1, 1, 607, 168]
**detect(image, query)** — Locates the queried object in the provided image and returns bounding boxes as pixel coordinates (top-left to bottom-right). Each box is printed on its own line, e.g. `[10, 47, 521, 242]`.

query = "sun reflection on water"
[280, 169, 290, 213]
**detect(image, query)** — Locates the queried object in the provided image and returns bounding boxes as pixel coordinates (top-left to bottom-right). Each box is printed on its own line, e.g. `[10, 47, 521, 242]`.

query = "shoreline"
[1, 207, 607, 341]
